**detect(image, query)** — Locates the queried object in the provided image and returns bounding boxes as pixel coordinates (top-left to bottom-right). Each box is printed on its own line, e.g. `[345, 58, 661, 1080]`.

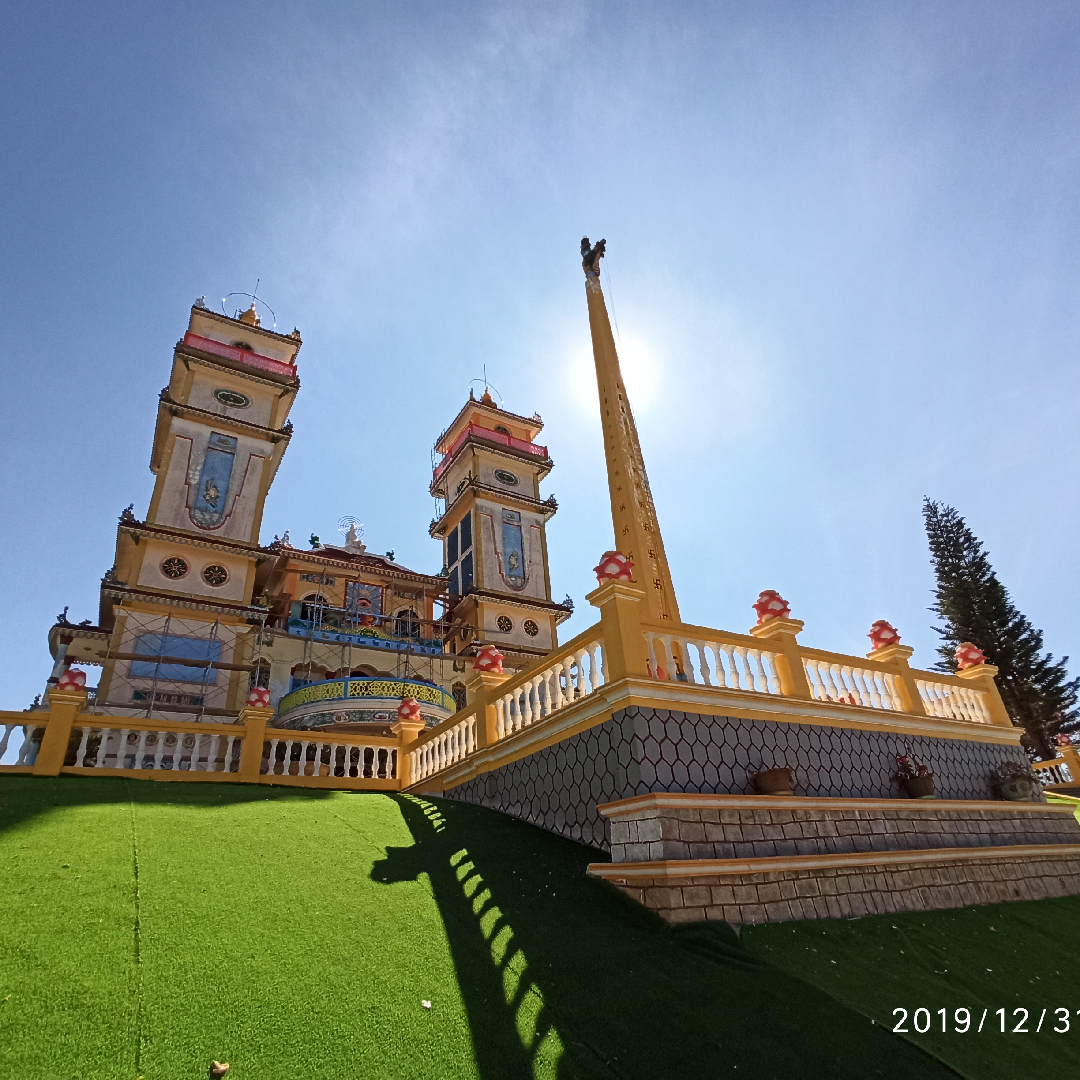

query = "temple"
[7, 247, 1080, 927]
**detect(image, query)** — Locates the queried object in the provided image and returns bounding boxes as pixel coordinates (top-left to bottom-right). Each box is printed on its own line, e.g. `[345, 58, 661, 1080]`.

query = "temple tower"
[429, 391, 571, 667]
[582, 238, 680, 624]
[82, 300, 301, 718]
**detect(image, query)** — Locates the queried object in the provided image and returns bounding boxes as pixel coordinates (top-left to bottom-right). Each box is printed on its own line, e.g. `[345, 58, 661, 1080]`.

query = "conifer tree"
[922, 499, 1078, 757]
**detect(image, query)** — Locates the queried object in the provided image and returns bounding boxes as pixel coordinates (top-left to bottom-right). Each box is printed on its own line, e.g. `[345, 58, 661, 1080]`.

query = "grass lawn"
[0, 775, 1076, 1078]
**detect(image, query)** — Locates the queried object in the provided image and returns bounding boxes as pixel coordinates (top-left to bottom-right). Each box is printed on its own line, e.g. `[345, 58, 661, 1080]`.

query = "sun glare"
[567, 335, 660, 414]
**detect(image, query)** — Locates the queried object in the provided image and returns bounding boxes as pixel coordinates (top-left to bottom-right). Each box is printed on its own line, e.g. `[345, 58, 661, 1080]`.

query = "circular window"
[497, 615, 513, 633]
[213, 387, 251, 408]
[493, 468, 518, 486]
[161, 556, 189, 580]
[202, 564, 229, 587]
[524, 619, 539, 637]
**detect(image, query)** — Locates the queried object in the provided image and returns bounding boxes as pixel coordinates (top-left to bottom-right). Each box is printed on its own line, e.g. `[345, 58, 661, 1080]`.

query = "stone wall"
[608, 801, 1078, 863]
[597, 848, 1080, 925]
[446, 705, 1028, 850]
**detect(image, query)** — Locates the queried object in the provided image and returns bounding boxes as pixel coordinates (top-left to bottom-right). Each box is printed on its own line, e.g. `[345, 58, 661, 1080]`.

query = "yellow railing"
[1033, 748, 1080, 788]
[0, 694, 406, 790]
[408, 622, 606, 784]
[403, 582, 1017, 791]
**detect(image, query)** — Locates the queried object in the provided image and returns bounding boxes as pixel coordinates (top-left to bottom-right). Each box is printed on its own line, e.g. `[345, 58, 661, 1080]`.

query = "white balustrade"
[803, 657, 903, 711]
[646, 632, 781, 696]
[494, 638, 605, 740]
[915, 679, 991, 724]
[1032, 759, 1073, 785]
[411, 713, 478, 782]
[260, 739, 396, 780]
[63, 727, 243, 773]
[1, 723, 39, 766]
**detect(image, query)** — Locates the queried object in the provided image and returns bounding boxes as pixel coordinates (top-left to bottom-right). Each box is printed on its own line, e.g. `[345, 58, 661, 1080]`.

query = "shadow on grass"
[0, 773, 332, 837]
[372, 794, 960, 1080]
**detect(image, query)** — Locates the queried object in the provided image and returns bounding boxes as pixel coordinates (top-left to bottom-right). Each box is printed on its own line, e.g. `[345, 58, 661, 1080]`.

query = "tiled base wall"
[610, 804, 1078, 863]
[601, 850, 1080, 925]
[446, 706, 1028, 850]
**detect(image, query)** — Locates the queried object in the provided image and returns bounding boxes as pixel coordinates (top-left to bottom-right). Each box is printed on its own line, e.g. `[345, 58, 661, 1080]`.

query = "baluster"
[151, 732, 165, 769]
[73, 727, 91, 767]
[206, 734, 220, 772]
[116, 730, 131, 769]
[225, 735, 237, 773]
[133, 730, 147, 769]
[761, 651, 782, 695]
[687, 640, 707, 685]
[746, 650, 766, 693]
[587, 645, 603, 692]
[706, 644, 726, 689]
[0, 724, 12, 762]
[15, 726, 37, 766]
[644, 632, 658, 679]
[94, 729, 111, 769]
[853, 669, 878, 709]
[728, 647, 746, 691]
[265, 738, 278, 775]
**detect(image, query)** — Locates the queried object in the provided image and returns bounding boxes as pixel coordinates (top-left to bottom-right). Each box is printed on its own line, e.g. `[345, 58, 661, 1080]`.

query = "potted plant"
[896, 750, 935, 799]
[990, 760, 1042, 802]
[753, 765, 795, 796]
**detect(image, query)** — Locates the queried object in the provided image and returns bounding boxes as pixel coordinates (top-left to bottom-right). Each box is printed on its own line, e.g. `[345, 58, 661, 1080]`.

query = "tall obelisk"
[582, 238, 680, 624]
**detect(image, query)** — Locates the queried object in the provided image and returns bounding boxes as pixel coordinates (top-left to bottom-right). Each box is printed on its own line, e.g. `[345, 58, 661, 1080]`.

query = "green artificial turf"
[0, 775, 1075, 1078]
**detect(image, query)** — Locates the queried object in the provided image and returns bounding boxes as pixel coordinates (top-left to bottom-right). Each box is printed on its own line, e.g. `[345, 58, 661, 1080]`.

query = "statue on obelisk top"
[581, 237, 606, 276]
[580, 237, 680, 624]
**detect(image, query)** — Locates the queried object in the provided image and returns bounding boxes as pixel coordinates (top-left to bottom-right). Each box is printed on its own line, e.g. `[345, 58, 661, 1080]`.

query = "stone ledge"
[598, 793, 1069, 816]
[589, 845, 1080, 924]
[589, 842, 1080, 880]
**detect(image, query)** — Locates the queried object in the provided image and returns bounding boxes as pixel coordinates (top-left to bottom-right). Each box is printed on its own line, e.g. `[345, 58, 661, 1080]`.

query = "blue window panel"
[130, 633, 222, 684]
[460, 552, 474, 593]
[459, 511, 472, 553]
[447, 526, 459, 569]
[449, 566, 460, 596]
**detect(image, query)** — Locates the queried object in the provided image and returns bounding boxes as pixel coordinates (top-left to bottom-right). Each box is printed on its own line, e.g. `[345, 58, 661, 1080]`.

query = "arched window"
[394, 608, 421, 640]
[451, 681, 467, 711]
[300, 593, 329, 622]
[249, 658, 271, 691]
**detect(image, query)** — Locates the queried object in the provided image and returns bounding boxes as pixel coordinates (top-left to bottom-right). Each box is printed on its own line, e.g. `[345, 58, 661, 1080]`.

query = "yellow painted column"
[748, 618, 812, 699]
[465, 669, 511, 747]
[582, 242, 680, 625]
[587, 580, 650, 681]
[392, 717, 427, 787]
[956, 663, 1014, 728]
[33, 690, 86, 776]
[865, 644, 927, 716]
[237, 706, 274, 782]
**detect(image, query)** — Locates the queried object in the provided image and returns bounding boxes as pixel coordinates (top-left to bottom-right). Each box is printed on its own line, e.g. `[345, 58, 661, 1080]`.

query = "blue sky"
[2, 1, 1078, 710]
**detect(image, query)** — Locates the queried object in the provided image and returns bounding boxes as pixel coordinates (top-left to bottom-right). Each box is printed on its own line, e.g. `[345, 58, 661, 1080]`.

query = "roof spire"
[581, 237, 680, 624]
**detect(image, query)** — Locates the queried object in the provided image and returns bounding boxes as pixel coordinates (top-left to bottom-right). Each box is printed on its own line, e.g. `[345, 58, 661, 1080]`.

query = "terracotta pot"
[903, 775, 936, 799]
[754, 767, 795, 796]
[319, 764, 330, 777]
[997, 778, 1039, 802]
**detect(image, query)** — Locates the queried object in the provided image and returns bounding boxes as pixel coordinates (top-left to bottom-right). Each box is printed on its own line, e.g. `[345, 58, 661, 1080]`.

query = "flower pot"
[997, 778, 1040, 802]
[902, 775, 936, 799]
[319, 764, 330, 777]
[754, 767, 795, 796]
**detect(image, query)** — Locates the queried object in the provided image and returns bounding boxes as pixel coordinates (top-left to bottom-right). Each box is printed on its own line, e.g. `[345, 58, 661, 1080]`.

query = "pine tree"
[922, 499, 1078, 758]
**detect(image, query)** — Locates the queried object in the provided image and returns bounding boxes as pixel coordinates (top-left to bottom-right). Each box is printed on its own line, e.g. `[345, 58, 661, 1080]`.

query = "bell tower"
[430, 390, 571, 667]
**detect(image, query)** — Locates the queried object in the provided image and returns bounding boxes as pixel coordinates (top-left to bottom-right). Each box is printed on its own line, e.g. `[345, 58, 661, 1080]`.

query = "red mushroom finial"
[473, 645, 505, 674]
[593, 551, 634, 584]
[868, 620, 901, 650]
[397, 697, 422, 722]
[56, 668, 87, 691]
[955, 642, 987, 670]
[752, 590, 791, 624]
[246, 686, 271, 707]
